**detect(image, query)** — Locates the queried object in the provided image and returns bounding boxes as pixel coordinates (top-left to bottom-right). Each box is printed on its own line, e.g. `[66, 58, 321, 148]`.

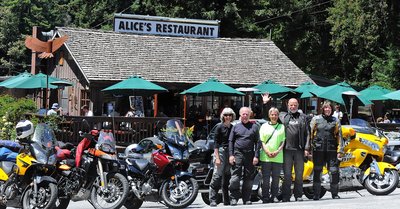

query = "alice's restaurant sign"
[114, 14, 220, 38]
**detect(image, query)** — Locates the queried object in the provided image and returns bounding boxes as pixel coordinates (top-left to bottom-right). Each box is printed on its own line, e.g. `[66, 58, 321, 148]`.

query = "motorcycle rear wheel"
[364, 169, 399, 195]
[161, 177, 199, 208]
[90, 173, 129, 209]
[22, 182, 58, 209]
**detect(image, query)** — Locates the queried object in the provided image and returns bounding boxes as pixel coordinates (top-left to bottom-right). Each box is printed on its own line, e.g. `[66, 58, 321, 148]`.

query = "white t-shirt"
[47, 109, 57, 115]
[85, 110, 93, 116]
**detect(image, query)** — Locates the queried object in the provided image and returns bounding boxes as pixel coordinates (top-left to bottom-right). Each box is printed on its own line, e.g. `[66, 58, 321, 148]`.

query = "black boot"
[313, 183, 321, 201]
[331, 184, 340, 199]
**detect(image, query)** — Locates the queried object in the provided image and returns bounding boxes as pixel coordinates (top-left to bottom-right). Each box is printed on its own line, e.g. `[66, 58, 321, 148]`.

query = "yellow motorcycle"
[300, 119, 399, 199]
[0, 121, 58, 209]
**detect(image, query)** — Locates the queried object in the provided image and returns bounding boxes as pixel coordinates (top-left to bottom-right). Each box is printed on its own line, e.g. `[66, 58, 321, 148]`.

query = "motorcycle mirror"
[81, 119, 91, 133]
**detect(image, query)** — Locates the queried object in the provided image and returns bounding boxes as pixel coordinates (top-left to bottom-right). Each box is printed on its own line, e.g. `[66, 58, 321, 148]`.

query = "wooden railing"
[53, 116, 174, 146]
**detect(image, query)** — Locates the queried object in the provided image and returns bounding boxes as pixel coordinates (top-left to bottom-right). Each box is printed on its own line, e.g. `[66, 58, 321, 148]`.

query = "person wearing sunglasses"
[209, 107, 236, 207]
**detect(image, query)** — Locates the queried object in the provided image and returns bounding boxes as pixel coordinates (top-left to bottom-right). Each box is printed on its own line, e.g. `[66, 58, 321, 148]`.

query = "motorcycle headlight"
[359, 138, 380, 151]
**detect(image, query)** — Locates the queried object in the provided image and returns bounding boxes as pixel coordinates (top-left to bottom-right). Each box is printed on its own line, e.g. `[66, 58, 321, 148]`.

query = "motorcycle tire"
[124, 196, 143, 209]
[90, 173, 129, 209]
[303, 187, 326, 200]
[22, 182, 58, 209]
[55, 197, 71, 209]
[364, 169, 399, 195]
[0, 205, 6, 209]
[201, 192, 222, 205]
[161, 177, 199, 208]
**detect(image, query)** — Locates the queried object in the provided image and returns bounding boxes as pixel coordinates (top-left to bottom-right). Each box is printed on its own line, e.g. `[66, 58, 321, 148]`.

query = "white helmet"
[16, 120, 34, 139]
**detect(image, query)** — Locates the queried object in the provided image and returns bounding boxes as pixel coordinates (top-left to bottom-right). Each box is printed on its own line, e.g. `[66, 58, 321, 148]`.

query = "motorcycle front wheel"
[90, 173, 129, 209]
[22, 182, 58, 209]
[364, 169, 399, 195]
[161, 177, 199, 208]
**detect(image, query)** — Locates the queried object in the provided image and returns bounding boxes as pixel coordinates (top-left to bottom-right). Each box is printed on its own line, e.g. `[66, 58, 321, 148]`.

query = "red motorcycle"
[120, 119, 199, 209]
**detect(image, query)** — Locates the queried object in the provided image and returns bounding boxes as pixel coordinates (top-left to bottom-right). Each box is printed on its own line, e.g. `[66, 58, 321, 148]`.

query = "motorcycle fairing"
[75, 137, 92, 167]
[363, 161, 398, 181]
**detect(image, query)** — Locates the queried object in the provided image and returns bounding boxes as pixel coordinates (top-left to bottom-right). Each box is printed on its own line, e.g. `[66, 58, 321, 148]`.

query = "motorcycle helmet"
[124, 144, 144, 158]
[16, 120, 34, 139]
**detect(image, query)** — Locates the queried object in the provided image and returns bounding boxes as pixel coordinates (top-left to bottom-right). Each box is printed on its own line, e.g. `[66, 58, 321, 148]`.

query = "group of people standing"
[209, 97, 344, 206]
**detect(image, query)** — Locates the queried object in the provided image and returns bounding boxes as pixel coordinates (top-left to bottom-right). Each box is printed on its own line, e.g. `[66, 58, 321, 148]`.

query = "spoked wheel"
[161, 177, 199, 208]
[90, 173, 129, 209]
[364, 169, 399, 195]
[22, 182, 58, 209]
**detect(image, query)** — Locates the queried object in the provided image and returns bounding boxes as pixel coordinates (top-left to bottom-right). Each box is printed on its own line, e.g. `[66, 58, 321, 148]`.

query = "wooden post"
[183, 95, 187, 126]
[153, 94, 158, 117]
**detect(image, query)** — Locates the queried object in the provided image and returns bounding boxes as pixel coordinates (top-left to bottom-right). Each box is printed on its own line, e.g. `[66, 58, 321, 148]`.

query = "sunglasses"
[223, 114, 233, 117]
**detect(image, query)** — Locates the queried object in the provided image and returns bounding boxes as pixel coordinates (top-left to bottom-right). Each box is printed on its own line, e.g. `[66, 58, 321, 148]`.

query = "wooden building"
[35, 27, 311, 117]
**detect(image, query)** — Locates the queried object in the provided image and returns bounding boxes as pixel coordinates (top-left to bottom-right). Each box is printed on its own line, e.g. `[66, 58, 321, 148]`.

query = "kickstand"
[355, 190, 364, 197]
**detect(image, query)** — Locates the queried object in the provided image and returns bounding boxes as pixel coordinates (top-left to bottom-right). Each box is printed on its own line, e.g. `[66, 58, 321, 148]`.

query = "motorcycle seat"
[128, 158, 149, 171]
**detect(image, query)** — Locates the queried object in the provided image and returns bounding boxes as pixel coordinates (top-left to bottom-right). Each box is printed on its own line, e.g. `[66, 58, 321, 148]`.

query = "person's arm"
[306, 116, 317, 153]
[214, 125, 222, 166]
[335, 118, 344, 155]
[228, 126, 236, 165]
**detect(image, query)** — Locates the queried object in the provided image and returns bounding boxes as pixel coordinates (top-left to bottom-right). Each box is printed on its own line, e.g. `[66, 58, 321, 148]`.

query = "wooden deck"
[54, 116, 175, 146]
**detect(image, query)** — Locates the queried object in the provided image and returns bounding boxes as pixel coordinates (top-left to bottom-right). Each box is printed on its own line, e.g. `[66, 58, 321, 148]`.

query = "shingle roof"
[57, 27, 311, 86]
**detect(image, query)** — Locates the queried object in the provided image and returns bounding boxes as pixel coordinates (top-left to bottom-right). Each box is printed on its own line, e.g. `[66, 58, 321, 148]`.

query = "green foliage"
[0, 94, 36, 139]
[0, 0, 400, 90]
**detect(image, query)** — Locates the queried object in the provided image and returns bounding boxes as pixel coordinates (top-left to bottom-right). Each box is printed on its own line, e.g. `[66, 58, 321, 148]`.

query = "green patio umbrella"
[253, 80, 294, 95]
[359, 85, 393, 101]
[0, 71, 32, 88]
[102, 75, 168, 95]
[383, 90, 400, 101]
[7, 72, 70, 89]
[294, 81, 320, 98]
[314, 82, 372, 106]
[180, 78, 244, 96]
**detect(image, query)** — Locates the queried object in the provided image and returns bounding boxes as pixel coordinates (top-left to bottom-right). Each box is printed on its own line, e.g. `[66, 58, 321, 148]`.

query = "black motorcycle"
[120, 119, 199, 209]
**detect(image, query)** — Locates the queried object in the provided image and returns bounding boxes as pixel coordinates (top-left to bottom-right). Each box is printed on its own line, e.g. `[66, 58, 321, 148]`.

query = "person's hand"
[215, 158, 221, 167]
[253, 157, 259, 165]
[304, 150, 310, 157]
[229, 156, 235, 165]
[337, 153, 343, 161]
[262, 93, 271, 104]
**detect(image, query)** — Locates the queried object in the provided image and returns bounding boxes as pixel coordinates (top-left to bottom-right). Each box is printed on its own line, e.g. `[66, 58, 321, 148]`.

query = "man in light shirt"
[332, 105, 343, 122]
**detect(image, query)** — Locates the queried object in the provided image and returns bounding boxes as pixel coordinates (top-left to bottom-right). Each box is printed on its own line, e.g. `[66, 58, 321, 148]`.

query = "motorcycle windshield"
[164, 119, 187, 147]
[97, 131, 116, 153]
[31, 123, 57, 149]
[30, 123, 57, 164]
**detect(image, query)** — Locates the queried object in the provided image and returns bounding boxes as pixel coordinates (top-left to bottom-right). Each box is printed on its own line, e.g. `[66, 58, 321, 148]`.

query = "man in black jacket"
[228, 107, 260, 206]
[279, 98, 310, 202]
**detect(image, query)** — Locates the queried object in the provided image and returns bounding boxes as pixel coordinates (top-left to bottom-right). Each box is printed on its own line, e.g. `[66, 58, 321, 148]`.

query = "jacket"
[307, 114, 344, 153]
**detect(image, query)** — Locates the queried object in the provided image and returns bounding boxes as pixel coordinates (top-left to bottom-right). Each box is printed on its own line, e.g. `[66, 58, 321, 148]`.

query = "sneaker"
[295, 197, 303, 202]
[210, 201, 217, 207]
[332, 194, 340, 199]
[230, 199, 237, 206]
[270, 197, 280, 203]
[244, 201, 252, 205]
